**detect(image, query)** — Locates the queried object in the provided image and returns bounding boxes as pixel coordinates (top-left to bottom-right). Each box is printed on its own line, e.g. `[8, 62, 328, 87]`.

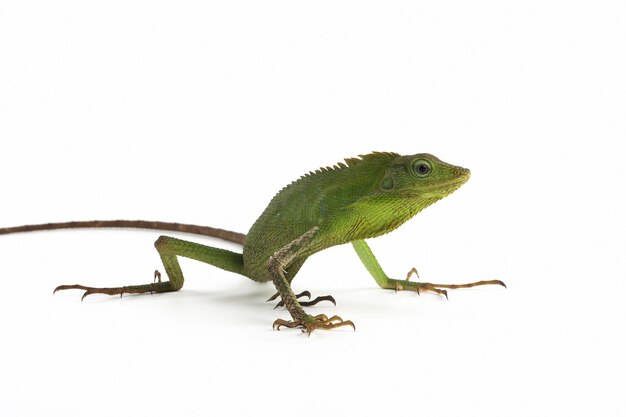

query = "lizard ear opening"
[381, 177, 394, 190]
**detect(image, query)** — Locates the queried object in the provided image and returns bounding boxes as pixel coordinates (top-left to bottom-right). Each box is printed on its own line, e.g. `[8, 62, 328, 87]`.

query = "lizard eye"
[412, 159, 432, 177]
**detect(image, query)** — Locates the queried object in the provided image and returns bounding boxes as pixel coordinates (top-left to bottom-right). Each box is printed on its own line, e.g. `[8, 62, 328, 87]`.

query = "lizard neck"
[346, 194, 436, 241]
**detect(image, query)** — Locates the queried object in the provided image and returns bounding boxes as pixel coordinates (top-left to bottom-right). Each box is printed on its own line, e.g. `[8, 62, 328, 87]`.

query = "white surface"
[1, 1, 625, 416]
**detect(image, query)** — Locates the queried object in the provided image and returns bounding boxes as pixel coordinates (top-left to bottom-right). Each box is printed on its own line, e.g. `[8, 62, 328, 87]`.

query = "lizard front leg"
[268, 227, 354, 334]
[352, 239, 505, 298]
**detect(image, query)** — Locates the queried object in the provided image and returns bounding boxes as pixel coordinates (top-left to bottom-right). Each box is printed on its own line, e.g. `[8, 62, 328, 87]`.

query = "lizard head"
[380, 153, 470, 203]
[342, 152, 471, 240]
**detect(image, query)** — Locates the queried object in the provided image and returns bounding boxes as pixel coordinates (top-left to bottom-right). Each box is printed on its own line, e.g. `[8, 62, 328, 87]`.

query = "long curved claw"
[53, 284, 91, 294]
[54, 284, 124, 300]
[268, 290, 311, 303]
[300, 295, 336, 307]
[54, 284, 133, 300]
[405, 267, 420, 281]
[273, 291, 336, 309]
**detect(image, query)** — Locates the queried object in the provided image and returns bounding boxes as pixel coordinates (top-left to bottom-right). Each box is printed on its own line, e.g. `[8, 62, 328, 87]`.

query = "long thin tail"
[0, 220, 246, 245]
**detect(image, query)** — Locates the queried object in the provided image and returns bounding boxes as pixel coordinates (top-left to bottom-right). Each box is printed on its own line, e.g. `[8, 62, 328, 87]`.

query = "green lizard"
[0, 152, 504, 333]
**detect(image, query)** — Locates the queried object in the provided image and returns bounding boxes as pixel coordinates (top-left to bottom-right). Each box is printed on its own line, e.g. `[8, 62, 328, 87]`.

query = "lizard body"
[0, 152, 504, 333]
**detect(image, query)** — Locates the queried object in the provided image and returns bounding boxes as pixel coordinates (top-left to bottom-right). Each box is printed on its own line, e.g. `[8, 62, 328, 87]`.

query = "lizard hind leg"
[53, 235, 245, 300]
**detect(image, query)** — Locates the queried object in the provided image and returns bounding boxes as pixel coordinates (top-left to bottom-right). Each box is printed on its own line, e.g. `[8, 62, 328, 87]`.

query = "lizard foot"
[392, 267, 506, 299]
[273, 314, 355, 335]
[54, 271, 172, 300]
[267, 290, 336, 309]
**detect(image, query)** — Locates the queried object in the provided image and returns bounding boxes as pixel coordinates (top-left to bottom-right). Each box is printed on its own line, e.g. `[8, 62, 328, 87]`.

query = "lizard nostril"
[455, 167, 471, 178]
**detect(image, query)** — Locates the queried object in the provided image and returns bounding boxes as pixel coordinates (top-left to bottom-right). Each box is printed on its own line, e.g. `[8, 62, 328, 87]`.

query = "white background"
[1, 1, 625, 416]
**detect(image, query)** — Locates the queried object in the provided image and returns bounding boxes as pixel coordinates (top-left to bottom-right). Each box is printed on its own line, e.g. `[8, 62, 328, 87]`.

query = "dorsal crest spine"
[302, 151, 399, 179]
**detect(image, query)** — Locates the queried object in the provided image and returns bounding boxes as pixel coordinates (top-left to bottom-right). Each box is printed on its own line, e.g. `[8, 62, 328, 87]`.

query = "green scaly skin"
[0, 152, 505, 334]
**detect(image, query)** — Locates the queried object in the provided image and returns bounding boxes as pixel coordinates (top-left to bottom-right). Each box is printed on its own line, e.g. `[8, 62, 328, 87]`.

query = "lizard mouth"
[415, 175, 470, 198]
